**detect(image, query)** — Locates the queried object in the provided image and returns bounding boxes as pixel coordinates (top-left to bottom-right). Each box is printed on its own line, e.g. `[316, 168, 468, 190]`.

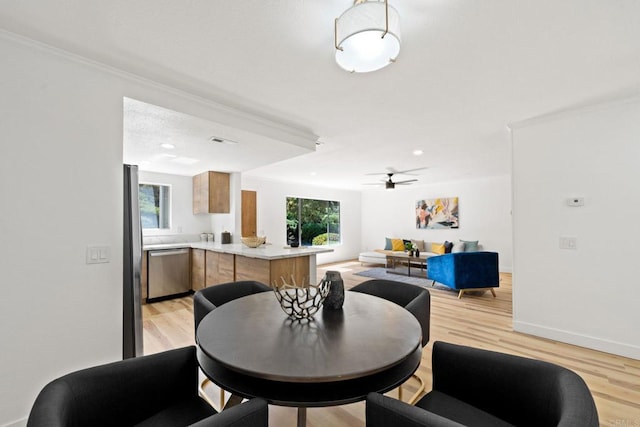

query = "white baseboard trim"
[2, 417, 27, 427]
[514, 321, 640, 360]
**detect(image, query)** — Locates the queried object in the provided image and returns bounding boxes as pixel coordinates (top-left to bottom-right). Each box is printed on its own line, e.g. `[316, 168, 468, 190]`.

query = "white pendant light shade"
[335, 0, 401, 73]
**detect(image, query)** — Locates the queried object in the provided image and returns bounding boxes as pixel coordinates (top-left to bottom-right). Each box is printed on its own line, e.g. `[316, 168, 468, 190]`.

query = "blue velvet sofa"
[427, 251, 499, 298]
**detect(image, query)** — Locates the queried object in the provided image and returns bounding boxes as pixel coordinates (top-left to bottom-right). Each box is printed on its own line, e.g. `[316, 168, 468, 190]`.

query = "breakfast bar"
[144, 242, 333, 290]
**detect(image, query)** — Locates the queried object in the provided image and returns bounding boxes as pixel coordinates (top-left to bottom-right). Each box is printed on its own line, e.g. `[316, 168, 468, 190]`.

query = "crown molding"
[0, 28, 318, 150]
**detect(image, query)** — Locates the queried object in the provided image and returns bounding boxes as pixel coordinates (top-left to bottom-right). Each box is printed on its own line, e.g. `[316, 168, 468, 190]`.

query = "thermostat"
[566, 197, 584, 207]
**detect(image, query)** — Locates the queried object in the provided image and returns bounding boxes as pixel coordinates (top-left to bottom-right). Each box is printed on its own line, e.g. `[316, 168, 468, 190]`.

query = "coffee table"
[196, 291, 422, 426]
[386, 252, 429, 278]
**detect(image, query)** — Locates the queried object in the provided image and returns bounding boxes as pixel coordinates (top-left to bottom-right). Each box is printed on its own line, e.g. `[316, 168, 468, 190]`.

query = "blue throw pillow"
[461, 239, 479, 252]
[384, 237, 392, 250]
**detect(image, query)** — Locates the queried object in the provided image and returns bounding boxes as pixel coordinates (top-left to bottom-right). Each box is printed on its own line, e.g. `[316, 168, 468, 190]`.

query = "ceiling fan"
[364, 167, 428, 189]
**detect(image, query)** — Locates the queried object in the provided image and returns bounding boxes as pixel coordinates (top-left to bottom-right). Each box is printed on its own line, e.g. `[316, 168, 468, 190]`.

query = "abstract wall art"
[416, 197, 459, 229]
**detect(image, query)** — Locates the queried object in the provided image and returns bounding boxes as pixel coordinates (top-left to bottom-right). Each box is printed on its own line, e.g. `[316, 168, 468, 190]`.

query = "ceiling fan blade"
[391, 166, 429, 175]
[393, 179, 418, 184]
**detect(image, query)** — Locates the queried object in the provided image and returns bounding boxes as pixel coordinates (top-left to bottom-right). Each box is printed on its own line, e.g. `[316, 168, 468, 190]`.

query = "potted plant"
[286, 218, 300, 247]
[404, 242, 415, 256]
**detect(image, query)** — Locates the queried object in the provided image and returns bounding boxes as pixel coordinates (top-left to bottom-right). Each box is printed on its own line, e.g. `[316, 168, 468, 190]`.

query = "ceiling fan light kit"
[334, 0, 401, 73]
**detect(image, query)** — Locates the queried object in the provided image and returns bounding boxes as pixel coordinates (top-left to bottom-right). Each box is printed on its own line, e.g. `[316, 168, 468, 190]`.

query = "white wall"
[138, 171, 211, 237]
[361, 175, 513, 272]
[241, 177, 362, 265]
[511, 96, 640, 359]
[0, 33, 312, 426]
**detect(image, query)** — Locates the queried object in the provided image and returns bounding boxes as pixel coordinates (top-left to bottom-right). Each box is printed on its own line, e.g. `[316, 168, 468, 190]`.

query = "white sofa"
[358, 239, 442, 266]
[358, 251, 388, 266]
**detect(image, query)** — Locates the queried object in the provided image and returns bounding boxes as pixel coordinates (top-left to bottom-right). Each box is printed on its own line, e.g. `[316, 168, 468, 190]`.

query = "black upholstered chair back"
[431, 341, 599, 427]
[193, 280, 272, 335]
[350, 279, 430, 346]
[28, 347, 204, 427]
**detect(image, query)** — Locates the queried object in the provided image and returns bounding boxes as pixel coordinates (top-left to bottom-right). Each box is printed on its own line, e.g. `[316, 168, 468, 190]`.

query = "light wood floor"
[143, 261, 640, 426]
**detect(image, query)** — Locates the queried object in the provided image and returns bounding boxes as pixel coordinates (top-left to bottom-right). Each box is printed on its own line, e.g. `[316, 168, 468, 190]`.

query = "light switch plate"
[559, 237, 577, 250]
[86, 246, 110, 264]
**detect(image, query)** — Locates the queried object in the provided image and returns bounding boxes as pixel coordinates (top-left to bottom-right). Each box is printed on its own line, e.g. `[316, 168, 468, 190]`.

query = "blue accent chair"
[427, 252, 499, 298]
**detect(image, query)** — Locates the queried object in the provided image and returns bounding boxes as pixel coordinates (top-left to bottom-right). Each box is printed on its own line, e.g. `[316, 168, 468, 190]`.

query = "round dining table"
[196, 290, 422, 426]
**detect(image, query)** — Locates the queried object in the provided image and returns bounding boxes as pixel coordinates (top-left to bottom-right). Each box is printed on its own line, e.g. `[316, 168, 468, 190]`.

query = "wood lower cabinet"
[191, 249, 205, 291]
[235, 256, 271, 284]
[270, 256, 310, 287]
[205, 251, 235, 286]
[203, 251, 311, 287]
[235, 254, 310, 287]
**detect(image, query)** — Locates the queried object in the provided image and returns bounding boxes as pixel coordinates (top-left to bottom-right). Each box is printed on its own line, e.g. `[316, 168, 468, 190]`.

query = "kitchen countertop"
[144, 242, 333, 260]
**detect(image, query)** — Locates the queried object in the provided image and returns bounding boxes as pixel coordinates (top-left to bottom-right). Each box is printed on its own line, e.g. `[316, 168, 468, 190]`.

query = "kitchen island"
[143, 242, 333, 289]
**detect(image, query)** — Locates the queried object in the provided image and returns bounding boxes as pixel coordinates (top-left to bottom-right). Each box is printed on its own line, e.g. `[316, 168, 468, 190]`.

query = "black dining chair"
[366, 341, 599, 427]
[193, 280, 272, 409]
[350, 279, 430, 403]
[27, 346, 269, 427]
[193, 280, 272, 334]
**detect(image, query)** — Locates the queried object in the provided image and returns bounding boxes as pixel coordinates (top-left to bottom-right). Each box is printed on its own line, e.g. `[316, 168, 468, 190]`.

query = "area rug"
[354, 267, 454, 293]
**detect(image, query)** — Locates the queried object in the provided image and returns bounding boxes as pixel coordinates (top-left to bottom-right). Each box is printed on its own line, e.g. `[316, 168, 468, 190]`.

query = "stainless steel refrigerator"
[123, 164, 143, 358]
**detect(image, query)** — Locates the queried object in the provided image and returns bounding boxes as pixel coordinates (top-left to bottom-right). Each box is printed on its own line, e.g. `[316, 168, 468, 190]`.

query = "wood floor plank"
[143, 260, 640, 426]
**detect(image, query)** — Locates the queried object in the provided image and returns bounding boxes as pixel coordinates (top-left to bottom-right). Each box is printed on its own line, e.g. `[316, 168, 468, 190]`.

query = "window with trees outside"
[139, 183, 171, 229]
[286, 197, 340, 246]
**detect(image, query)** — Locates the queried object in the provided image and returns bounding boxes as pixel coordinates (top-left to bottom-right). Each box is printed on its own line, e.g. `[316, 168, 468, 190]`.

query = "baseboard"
[2, 417, 27, 427]
[514, 321, 640, 360]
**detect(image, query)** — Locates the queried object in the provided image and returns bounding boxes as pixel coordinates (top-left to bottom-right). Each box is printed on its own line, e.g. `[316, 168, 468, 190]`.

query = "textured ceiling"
[2, 1, 640, 189]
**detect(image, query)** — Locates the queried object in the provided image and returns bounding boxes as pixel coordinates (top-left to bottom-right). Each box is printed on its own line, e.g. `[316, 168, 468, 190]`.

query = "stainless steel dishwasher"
[147, 248, 190, 302]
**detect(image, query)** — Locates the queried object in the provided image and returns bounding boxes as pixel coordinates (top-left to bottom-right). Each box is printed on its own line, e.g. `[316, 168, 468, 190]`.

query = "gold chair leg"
[397, 372, 426, 404]
[198, 377, 226, 412]
[407, 373, 426, 405]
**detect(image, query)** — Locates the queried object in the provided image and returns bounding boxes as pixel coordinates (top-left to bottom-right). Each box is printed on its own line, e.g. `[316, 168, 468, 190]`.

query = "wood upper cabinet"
[241, 190, 257, 237]
[193, 171, 230, 214]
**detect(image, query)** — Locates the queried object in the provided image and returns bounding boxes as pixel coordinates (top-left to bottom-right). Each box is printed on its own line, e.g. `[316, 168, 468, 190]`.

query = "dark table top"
[196, 291, 423, 407]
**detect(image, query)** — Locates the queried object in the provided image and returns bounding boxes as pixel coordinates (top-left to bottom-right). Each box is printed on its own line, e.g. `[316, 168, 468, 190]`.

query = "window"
[139, 183, 171, 229]
[286, 197, 340, 246]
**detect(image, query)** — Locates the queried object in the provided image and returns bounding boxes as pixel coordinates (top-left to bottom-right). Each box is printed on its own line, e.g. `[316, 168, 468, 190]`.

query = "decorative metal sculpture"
[273, 276, 330, 319]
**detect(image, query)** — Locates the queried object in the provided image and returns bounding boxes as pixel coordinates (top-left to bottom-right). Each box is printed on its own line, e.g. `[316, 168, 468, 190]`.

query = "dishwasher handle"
[149, 249, 190, 257]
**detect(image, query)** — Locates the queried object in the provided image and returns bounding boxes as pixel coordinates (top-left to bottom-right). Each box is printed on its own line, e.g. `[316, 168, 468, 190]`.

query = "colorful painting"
[416, 197, 459, 229]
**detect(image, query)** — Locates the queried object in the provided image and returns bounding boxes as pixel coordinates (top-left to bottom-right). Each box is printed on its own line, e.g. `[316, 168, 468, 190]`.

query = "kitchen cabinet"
[235, 255, 270, 284]
[205, 251, 235, 286]
[193, 171, 230, 214]
[191, 249, 205, 291]
[241, 190, 257, 237]
[235, 254, 310, 287]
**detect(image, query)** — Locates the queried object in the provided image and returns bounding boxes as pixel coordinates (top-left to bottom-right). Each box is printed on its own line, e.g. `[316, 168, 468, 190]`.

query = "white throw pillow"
[451, 242, 466, 253]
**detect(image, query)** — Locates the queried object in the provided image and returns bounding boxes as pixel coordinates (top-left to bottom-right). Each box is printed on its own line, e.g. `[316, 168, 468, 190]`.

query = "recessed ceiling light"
[310, 172, 317, 176]
[160, 143, 175, 149]
[413, 149, 424, 156]
[210, 136, 238, 145]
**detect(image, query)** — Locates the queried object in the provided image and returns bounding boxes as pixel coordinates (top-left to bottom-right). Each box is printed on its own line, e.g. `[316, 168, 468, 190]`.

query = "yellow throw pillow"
[432, 243, 446, 254]
[391, 238, 405, 251]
